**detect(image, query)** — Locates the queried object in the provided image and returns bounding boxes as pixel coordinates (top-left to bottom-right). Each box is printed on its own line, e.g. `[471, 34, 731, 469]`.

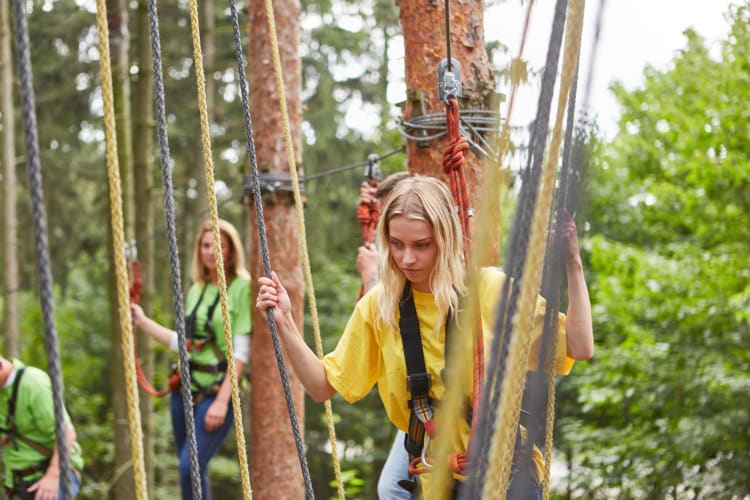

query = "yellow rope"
[541, 355, 558, 500]
[187, 1, 252, 497]
[94, 1, 147, 498]
[262, 0, 345, 497]
[481, 0, 586, 497]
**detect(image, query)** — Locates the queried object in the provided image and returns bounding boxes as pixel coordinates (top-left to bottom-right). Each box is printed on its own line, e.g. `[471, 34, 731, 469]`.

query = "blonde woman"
[132, 219, 251, 500]
[257, 175, 593, 498]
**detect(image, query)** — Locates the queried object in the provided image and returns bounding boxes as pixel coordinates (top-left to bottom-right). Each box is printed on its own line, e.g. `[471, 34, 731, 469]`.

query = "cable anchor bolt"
[437, 58, 462, 103]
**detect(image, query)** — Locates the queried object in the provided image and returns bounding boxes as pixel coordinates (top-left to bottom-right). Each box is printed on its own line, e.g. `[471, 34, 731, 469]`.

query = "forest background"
[1, 0, 749, 498]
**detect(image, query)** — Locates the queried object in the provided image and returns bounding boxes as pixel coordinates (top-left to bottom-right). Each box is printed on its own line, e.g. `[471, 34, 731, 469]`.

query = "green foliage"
[555, 3, 750, 497]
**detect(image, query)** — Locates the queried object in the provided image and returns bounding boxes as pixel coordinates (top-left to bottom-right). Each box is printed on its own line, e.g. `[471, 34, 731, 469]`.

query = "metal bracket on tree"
[437, 58, 462, 103]
[242, 172, 306, 204]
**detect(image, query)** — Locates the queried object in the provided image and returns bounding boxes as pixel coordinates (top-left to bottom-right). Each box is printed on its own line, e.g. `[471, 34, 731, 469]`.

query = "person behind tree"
[131, 218, 251, 500]
[356, 171, 416, 499]
[0, 355, 83, 500]
[257, 175, 593, 498]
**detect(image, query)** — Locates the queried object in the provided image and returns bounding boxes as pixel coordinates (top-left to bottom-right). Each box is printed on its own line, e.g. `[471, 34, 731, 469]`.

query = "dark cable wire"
[444, 0, 452, 71]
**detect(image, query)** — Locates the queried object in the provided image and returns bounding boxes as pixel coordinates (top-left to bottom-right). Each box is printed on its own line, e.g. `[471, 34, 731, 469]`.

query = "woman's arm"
[130, 303, 178, 348]
[256, 272, 336, 402]
[559, 212, 594, 360]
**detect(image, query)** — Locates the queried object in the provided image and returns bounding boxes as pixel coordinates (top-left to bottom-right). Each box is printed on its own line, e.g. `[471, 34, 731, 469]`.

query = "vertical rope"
[185, 0, 252, 497]
[144, 0, 203, 496]
[481, 0, 586, 496]
[464, 0, 570, 495]
[91, 0, 148, 497]
[9, 1, 73, 497]
[260, 0, 337, 495]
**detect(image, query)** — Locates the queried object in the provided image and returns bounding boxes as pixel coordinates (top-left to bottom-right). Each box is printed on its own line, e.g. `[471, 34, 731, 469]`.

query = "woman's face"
[387, 215, 438, 292]
[199, 230, 232, 275]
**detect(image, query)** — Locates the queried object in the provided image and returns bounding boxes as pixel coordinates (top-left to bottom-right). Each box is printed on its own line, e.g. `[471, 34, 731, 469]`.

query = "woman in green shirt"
[131, 219, 251, 500]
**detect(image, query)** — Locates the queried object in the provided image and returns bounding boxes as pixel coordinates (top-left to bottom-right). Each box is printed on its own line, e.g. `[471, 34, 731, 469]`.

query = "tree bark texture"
[399, 0, 496, 210]
[1, 0, 19, 355]
[248, 0, 306, 498]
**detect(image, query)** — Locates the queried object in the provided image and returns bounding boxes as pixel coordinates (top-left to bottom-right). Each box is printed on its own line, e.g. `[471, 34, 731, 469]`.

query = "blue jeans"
[377, 430, 414, 500]
[5, 469, 80, 499]
[170, 391, 235, 500]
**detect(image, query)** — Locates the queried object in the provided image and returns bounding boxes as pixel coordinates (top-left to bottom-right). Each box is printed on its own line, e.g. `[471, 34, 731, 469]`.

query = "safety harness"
[396, 284, 464, 493]
[184, 287, 227, 405]
[0, 368, 53, 491]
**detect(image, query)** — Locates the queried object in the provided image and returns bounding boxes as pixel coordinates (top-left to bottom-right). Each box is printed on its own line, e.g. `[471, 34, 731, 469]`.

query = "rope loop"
[442, 97, 472, 252]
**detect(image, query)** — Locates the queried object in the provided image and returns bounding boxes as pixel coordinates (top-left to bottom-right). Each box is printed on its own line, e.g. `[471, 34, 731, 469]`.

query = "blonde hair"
[376, 175, 466, 331]
[191, 218, 250, 285]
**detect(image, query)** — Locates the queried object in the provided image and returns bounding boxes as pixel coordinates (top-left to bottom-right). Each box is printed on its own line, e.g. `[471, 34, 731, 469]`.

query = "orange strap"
[442, 97, 472, 254]
[128, 259, 176, 398]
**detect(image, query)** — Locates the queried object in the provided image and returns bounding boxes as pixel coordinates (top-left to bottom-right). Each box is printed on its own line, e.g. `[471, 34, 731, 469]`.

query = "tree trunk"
[106, 0, 137, 497]
[133, 0, 155, 495]
[399, 0, 495, 204]
[247, 0, 306, 497]
[0, 0, 19, 356]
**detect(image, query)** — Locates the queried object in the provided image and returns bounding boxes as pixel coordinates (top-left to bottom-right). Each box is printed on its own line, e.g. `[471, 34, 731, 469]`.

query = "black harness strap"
[184, 287, 227, 389]
[399, 284, 433, 458]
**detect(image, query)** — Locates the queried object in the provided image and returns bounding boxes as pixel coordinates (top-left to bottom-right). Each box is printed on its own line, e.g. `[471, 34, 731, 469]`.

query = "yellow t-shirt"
[322, 267, 574, 496]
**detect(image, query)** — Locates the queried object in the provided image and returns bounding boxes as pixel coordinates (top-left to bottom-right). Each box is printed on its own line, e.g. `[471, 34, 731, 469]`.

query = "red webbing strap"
[128, 259, 176, 397]
[442, 96, 471, 254]
[356, 180, 380, 301]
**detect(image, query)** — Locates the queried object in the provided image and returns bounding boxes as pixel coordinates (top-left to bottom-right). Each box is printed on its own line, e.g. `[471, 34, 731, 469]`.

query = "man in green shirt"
[0, 356, 83, 499]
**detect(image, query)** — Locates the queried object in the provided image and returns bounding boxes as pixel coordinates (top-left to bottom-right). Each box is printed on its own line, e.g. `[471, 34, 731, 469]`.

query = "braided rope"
[465, 0, 570, 494]
[9, 1, 74, 497]
[481, 0, 586, 496]
[186, 1, 252, 497]
[261, 0, 338, 496]
[145, 0, 203, 496]
[91, 0, 149, 497]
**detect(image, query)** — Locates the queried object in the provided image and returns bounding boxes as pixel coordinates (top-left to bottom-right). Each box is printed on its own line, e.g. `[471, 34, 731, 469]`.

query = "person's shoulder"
[230, 274, 252, 290]
[18, 363, 51, 386]
[356, 282, 384, 310]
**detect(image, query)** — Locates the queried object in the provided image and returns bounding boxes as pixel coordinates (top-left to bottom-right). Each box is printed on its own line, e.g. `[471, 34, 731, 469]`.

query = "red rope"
[128, 259, 176, 397]
[356, 180, 380, 300]
[356, 180, 380, 244]
[442, 97, 471, 254]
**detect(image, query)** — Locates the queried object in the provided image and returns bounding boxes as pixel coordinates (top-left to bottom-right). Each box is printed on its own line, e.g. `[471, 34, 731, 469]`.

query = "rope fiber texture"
[186, 0, 253, 496]
[145, 0, 204, 496]
[92, 0, 149, 496]
[9, 0, 74, 497]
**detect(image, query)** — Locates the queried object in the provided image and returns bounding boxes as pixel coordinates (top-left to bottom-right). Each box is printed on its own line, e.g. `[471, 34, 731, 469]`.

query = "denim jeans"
[5, 469, 80, 500]
[377, 430, 414, 500]
[170, 391, 235, 500]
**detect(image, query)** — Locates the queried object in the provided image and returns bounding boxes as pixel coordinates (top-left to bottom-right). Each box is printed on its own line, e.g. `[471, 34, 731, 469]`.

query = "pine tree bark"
[399, 0, 496, 208]
[247, 0, 306, 497]
[1, 0, 19, 356]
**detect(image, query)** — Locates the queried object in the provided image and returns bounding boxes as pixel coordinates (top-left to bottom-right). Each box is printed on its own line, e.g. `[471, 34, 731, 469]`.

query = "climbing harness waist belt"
[9, 457, 51, 488]
[189, 359, 228, 375]
[191, 384, 221, 407]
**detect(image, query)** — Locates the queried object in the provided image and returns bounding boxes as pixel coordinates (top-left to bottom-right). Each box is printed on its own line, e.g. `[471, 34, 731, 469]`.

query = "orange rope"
[356, 180, 380, 244]
[442, 97, 471, 254]
[128, 260, 177, 398]
[356, 179, 380, 300]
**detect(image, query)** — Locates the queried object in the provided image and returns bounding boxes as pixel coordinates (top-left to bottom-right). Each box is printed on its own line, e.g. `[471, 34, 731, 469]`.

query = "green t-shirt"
[183, 276, 252, 390]
[0, 359, 84, 487]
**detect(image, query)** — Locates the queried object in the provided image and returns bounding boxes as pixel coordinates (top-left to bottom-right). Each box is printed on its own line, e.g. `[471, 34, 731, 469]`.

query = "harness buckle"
[406, 372, 431, 395]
